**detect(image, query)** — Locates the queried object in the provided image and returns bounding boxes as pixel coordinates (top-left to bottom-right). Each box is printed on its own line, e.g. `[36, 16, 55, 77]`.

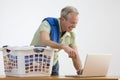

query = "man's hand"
[77, 68, 83, 75]
[60, 44, 77, 58]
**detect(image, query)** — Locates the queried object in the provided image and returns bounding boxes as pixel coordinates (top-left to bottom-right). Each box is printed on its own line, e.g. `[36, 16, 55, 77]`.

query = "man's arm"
[40, 31, 82, 74]
[40, 31, 77, 58]
[70, 45, 83, 75]
[40, 31, 62, 49]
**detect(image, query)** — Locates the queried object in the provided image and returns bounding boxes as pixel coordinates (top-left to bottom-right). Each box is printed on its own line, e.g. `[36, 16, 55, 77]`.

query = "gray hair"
[60, 6, 79, 19]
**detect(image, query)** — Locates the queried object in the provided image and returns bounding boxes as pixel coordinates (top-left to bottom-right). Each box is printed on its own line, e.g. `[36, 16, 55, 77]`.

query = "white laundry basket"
[3, 46, 54, 77]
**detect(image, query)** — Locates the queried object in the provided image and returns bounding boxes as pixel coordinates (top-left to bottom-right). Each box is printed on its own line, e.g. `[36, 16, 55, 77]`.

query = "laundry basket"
[2, 46, 54, 77]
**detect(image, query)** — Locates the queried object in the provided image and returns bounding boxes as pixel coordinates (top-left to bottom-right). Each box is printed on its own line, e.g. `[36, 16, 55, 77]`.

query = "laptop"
[66, 54, 112, 77]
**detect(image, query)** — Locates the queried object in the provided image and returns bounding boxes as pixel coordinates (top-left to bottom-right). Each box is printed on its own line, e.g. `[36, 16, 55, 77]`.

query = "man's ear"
[60, 17, 66, 21]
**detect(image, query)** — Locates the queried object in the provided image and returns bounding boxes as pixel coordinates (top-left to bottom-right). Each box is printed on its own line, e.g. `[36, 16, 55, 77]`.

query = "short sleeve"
[38, 20, 51, 33]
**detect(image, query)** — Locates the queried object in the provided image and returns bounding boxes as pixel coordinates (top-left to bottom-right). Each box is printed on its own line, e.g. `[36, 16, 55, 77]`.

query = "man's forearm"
[70, 46, 82, 71]
[40, 40, 64, 50]
[72, 54, 82, 71]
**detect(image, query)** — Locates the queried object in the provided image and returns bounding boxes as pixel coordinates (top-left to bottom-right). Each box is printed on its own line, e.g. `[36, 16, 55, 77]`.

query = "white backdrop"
[0, 0, 120, 76]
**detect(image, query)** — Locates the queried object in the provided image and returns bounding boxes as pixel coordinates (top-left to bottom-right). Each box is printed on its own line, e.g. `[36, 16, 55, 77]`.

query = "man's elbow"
[40, 40, 49, 46]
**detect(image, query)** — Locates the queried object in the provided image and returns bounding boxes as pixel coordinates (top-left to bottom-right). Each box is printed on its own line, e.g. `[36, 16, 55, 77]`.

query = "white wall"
[0, 0, 120, 76]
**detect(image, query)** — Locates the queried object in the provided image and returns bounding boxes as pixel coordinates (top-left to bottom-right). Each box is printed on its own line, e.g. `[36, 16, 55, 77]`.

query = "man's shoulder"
[42, 17, 59, 25]
[43, 17, 58, 21]
[38, 20, 51, 33]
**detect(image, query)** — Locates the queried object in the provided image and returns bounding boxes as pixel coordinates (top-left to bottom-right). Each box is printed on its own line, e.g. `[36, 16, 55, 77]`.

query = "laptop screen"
[82, 54, 112, 77]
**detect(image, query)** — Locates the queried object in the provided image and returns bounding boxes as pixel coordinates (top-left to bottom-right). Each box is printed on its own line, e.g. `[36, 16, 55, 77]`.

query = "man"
[30, 6, 82, 76]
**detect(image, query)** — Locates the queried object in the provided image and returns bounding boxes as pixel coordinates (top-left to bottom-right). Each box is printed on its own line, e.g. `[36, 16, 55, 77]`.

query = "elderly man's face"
[61, 12, 79, 32]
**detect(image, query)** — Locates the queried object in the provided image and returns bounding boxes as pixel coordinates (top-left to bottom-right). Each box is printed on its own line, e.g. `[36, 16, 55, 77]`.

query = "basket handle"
[33, 47, 45, 53]
[2, 45, 11, 53]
